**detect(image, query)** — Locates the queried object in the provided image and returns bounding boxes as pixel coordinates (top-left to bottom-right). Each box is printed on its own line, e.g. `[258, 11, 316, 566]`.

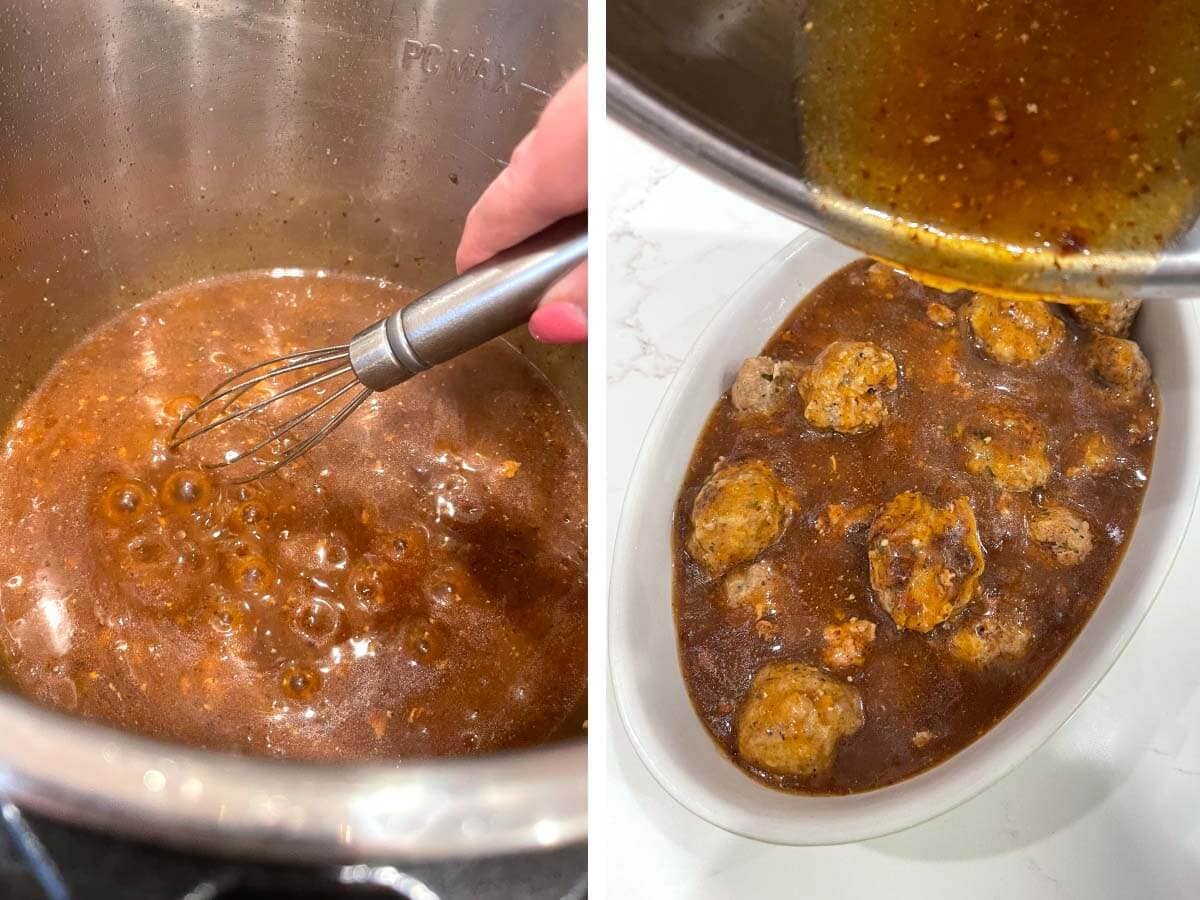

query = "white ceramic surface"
[610, 227, 1200, 845]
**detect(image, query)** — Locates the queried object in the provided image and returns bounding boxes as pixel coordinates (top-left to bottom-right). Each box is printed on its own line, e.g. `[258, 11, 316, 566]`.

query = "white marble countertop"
[605, 123, 1200, 899]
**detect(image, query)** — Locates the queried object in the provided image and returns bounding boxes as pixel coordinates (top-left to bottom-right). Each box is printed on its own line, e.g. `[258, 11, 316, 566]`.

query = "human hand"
[456, 65, 587, 343]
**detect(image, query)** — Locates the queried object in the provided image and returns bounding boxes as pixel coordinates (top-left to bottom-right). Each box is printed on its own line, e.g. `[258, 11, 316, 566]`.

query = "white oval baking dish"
[609, 232, 1200, 845]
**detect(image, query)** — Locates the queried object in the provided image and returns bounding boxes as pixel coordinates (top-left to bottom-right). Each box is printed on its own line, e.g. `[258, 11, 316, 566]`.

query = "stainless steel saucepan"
[0, 0, 585, 862]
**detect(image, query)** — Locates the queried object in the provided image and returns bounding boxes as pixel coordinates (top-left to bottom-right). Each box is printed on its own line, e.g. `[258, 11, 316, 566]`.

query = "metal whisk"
[170, 215, 586, 482]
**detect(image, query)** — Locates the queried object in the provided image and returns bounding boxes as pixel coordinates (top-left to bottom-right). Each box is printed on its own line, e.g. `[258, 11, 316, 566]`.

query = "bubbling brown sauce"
[0, 272, 586, 760]
[673, 261, 1156, 793]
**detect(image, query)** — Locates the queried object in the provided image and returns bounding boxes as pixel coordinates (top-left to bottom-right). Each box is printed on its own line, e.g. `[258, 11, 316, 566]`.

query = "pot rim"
[0, 690, 585, 861]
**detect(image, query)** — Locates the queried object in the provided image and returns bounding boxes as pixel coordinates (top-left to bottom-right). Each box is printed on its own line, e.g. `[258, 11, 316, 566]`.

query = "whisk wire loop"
[242, 387, 372, 483]
[169, 346, 351, 445]
[168, 344, 370, 483]
[204, 378, 363, 471]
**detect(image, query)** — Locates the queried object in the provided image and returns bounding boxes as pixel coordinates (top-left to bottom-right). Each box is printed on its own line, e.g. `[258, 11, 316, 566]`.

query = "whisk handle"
[349, 214, 587, 391]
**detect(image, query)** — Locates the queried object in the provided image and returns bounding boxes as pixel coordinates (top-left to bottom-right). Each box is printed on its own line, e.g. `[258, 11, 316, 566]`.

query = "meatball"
[799, 341, 898, 434]
[822, 618, 877, 668]
[868, 491, 985, 632]
[1088, 335, 1152, 399]
[949, 613, 1031, 666]
[686, 460, 795, 576]
[736, 661, 864, 777]
[1029, 504, 1093, 565]
[958, 405, 1052, 492]
[1068, 298, 1142, 337]
[1066, 432, 1116, 478]
[722, 560, 779, 620]
[964, 294, 1065, 364]
[730, 357, 801, 417]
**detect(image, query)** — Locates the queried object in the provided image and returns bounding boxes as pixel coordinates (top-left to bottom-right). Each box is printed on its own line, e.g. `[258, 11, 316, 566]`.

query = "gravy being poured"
[798, 0, 1200, 258]
[0, 272, 587, 760]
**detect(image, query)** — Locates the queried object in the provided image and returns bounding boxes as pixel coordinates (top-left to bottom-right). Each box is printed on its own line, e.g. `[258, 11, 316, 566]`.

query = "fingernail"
[530, 303, 587, 343]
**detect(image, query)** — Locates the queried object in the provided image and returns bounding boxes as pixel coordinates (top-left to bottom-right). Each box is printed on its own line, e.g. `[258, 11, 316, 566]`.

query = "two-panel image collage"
[0, 1, 1196, 897]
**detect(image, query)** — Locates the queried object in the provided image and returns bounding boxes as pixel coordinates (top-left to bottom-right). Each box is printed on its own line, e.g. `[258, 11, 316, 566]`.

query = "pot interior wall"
[0, 0, 586, 685]
[608, 0, 804, 169]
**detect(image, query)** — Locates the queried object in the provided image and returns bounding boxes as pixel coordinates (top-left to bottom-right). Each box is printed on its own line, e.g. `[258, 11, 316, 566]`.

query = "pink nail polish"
[530, 304, 587, 343]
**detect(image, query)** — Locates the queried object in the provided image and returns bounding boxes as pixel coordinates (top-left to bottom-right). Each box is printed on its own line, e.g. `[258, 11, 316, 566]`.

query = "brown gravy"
[673, 261, 1156, 793]
[798, 0, 1200, 256]
[0, 272, 587, 761]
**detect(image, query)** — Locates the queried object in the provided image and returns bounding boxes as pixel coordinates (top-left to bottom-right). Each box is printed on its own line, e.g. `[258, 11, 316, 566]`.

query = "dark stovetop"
[0, 804, 586, 900]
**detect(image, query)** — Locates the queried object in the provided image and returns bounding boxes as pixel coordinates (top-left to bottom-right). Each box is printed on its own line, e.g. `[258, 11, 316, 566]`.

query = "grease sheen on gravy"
[0, 272, 587, 760]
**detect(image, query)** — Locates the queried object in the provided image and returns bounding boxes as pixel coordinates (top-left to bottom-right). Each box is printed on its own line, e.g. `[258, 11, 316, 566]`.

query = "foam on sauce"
[0, 272, 587, 760]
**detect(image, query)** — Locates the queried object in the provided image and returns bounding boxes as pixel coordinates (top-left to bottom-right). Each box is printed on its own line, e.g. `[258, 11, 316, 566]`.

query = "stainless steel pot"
[608, 0, 1200, 300]
[0, 0, 585, 862]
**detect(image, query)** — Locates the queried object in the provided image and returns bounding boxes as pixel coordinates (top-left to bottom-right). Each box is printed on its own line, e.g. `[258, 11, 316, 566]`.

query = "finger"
[456, 66, 588, 273]
[539, 259, 588, 313]
[529, 262, 587, 344]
